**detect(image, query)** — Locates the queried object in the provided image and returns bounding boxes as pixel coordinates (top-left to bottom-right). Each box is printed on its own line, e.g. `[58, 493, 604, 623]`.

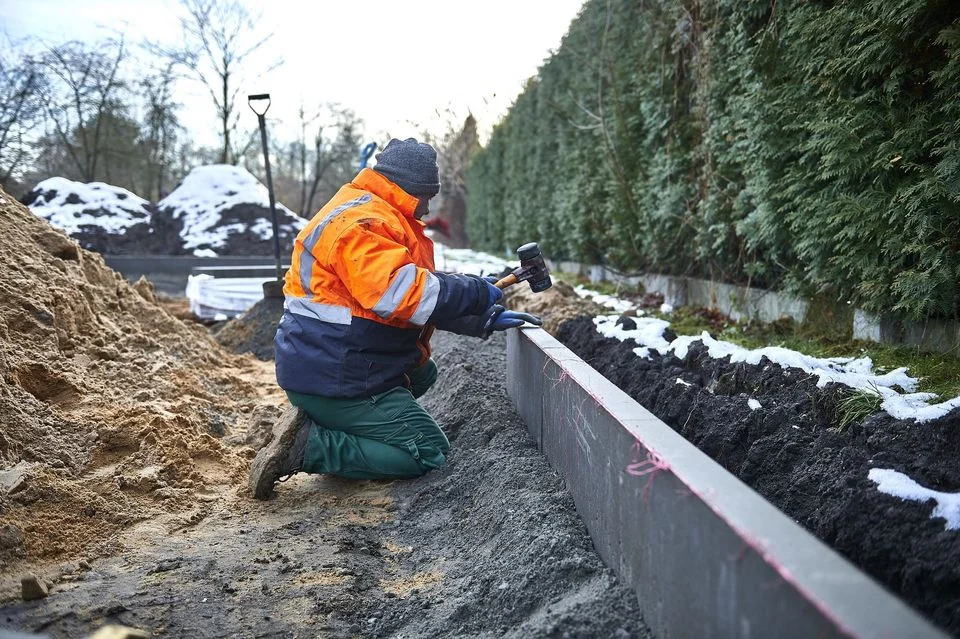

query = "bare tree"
[140, 60, 182, 199]
[304, 108, 365, 217]
[165, 0, 280, 165]
[38, 38, 128, 182]
[0, 44, 46, 187]
[251, 105, 364, 218]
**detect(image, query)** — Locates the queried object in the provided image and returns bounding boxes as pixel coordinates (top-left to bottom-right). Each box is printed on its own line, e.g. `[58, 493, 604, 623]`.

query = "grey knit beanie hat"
[373, 138, 441, 197]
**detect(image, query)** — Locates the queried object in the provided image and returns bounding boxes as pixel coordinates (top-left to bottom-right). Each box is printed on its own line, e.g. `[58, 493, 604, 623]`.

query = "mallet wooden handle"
[494, 273, 518, 289]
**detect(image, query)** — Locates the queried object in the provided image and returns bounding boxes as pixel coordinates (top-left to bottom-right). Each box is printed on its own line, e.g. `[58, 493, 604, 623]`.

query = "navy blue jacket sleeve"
[434, 314, 488, 338]
[427, 273, 490, 322]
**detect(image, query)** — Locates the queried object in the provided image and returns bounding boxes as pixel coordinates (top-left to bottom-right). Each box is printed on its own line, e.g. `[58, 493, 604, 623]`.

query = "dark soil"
[22, 186, 300, 257]
[160, 202, 302, 257]
[1, 331, 649, 638]
[557, 315, 960, 636]
[20, 187, 184, 256]
[215, 296, 285, 360]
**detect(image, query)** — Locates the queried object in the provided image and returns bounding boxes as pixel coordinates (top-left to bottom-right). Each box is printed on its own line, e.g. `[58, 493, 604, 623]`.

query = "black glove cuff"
[434, 305, 504, 339]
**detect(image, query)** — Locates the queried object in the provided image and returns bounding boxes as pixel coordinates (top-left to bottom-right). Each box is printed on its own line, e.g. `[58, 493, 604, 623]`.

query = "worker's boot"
[249, 406, 312, 500]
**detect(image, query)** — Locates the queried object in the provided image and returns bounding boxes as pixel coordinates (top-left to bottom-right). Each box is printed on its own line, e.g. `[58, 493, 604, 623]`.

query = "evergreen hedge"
[467, 0, 960, 319]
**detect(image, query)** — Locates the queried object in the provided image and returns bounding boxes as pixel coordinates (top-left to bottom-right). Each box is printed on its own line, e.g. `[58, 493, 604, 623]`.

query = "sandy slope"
[0, 186, 282, 575]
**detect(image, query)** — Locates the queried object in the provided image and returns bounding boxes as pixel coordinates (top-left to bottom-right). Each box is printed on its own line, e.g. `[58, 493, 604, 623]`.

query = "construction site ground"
[5, 183, 959, 637]
[2, 330, 648, 638]
[0, 186, 647, 637]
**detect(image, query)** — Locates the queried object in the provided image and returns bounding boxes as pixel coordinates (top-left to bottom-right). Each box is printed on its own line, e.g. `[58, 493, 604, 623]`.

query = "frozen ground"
[592, 314, 960, 424]
[558, 316, 960, 635]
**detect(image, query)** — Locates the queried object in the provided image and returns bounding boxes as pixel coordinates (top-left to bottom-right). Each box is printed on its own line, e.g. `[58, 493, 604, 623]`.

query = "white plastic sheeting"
[186, 274, 273, 320]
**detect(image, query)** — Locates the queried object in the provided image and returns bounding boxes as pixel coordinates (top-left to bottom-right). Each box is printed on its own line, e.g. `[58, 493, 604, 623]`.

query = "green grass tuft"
[835, 387, 884, 431]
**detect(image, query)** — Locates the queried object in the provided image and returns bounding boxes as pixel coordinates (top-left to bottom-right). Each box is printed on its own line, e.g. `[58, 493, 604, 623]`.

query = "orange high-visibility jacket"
[275, 168, 489, 398]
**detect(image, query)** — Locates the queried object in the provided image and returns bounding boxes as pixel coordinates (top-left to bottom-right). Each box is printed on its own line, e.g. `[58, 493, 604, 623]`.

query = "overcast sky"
[5, 0, 587, 148]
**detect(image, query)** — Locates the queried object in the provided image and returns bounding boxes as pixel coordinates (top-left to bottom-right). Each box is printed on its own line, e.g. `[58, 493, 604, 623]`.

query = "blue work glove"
[484, 279, 503, 308]
[490, 309, 542, 331]
[434, 305, 540, 339]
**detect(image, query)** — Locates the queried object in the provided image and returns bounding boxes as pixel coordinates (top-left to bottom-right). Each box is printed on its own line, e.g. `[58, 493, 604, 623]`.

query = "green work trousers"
[285, 359, 449, 480]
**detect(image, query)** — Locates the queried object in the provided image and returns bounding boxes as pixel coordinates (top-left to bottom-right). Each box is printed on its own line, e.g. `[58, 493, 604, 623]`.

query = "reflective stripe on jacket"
[275, 168, 488, 398]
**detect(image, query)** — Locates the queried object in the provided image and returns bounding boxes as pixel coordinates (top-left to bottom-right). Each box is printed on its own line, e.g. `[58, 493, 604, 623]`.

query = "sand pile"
[0, 186, 269, 569]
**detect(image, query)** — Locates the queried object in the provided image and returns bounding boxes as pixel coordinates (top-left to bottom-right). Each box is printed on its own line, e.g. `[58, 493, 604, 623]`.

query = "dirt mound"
[504, 279, 606, 334]
[214, 295, 284, 360]
[558, 315, 960, 635]
[157, 165, 305, 257]
[21, 178, 183, 255]
[172, 202, 300, 256]
[0, 185, 271, 569]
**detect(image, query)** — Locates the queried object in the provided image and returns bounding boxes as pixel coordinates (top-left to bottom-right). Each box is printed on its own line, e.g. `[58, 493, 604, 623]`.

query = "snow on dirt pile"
[21, 177, 162, 254]
[0, 186, 261, 571]
[558, 315, 960, 634]
[158, 164, 306, 256]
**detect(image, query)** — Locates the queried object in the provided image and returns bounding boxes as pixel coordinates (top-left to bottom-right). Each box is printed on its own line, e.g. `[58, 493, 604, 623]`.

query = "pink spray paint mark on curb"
[626, 439, 671, 501]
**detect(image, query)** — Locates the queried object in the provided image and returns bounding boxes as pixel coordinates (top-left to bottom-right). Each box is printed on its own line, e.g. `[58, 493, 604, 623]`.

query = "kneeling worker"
[250, 138, 540, 499]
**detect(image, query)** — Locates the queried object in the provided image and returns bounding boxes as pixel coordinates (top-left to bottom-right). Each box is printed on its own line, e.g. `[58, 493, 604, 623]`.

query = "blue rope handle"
[358, 142, 378, 170]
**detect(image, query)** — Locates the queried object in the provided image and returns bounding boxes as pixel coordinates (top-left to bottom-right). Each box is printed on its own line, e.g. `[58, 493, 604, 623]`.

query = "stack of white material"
[186, 274, 274, 320]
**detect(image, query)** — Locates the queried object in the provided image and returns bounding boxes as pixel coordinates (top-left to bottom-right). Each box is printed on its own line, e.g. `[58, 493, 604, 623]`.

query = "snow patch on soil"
[594, 314, 957, 423]
[573, 285, 635, 313]
[26, 177, 152, 234]
[158, 165, 305, 251]
[558, 314, 960, 633]
[869, 468, 960, 531]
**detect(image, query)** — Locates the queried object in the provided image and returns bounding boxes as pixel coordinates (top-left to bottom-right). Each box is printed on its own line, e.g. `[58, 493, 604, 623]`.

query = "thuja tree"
[467, 0, 960, 319]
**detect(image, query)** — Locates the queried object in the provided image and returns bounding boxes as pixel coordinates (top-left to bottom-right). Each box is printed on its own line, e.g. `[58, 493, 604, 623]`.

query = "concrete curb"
[506, 327, 946, 639]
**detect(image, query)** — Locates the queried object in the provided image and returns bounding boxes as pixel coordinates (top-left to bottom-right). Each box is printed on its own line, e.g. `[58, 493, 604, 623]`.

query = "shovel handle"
[494, 273, 518, 289]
